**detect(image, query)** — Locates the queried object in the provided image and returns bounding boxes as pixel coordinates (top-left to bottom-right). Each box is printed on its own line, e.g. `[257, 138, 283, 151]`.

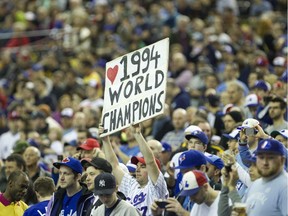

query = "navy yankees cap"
[94, 173, 116, 195]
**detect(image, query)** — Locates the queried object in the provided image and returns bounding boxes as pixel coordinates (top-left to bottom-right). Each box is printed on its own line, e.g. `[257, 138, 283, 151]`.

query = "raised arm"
[99, 126, 125, 184]
[131, 124, 160, 184]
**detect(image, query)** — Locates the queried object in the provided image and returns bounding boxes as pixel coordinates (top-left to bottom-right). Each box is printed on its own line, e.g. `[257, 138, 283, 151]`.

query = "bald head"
[23, 146, 41, 166]
[172, 108, 187, 130]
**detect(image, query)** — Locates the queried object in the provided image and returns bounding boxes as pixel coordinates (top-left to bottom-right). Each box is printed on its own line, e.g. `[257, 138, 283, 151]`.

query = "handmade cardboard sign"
[101, 38, 169, 136]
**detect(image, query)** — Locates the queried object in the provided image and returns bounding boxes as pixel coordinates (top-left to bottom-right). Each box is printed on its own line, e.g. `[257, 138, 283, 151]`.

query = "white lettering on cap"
[99, 180, 105, 187]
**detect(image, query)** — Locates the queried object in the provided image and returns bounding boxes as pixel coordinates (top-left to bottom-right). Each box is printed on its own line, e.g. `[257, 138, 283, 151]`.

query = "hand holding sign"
[130, 123, 142, 134]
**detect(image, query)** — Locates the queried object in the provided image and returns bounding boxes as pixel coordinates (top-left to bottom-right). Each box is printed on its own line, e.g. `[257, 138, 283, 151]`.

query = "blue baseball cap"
[205, 153, 224, 170]
[161, 142, 172, 152]
[174, 150, 207, 170]
[256, 139, 285, 156]
[126, 163, 137, 172]
[185, 130, 209, 145]
[252, 80, 270, 92]
[223, 129, 240, 140]
[53, 157, 83, 174]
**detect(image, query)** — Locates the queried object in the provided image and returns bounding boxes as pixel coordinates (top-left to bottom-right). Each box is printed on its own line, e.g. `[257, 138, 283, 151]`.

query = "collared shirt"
[0, 193, 28, 216]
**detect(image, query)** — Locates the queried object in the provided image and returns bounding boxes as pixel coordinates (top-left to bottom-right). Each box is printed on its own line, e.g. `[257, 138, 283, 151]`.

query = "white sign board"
[101, 38, 169, 136]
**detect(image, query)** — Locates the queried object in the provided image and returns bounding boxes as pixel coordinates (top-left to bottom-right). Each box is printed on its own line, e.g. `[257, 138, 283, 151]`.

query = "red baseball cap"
[8, 111, 21, 120]
[131, 156, 161, 170]
[77, 138, 100, 150]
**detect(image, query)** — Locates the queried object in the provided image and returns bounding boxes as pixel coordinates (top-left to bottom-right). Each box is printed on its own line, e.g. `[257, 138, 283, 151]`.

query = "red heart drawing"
[107, 65, 118, 84]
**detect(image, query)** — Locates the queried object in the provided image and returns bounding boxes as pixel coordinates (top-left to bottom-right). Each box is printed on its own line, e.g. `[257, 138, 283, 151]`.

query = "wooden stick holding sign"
[100, 38, 169, 137]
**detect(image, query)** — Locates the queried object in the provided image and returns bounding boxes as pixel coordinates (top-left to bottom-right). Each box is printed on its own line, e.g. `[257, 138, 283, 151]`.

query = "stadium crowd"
[0, 0, 287, 215]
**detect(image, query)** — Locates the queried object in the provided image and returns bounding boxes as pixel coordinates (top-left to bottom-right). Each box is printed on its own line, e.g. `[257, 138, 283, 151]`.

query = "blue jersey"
[23, 200, 49, 216]
[60, 190, 82, 216]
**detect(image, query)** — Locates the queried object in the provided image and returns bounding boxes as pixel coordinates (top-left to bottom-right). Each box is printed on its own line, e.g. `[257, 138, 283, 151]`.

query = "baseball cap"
[174, 150, 207, 170]
[223, 104, 234, 114]
[255, 56, 269, 67]
[223, 129, 240, 140]
[13, 141, 30, 154]
[256, 139, 285, 156]
[273, 56, 286, 67]
[25, 81, 35, 90]
[64, 139, 78, 147]
[81, 157, 112, 173]
[252, 80, 271, 92]
[245, 94, 259, 107]
[185, 130, 209, 145]
[131, 156, 161, 170]
[61, 108, 74, 118]
[53, 157, 83, 174]
[77, 138, 100, 150]
[8, 111, 21, 120]
[270, 129, 288, 140]
[87, 80, 98, 89]
[126, 163, 137, 173]
[205, 153, 224, 170]
[94, 173, 116, 195]
[161, 142, 172, 152]
[180, 170, 208, 196]
[237, 118, 259, 130]
[184, 125, 202, 135]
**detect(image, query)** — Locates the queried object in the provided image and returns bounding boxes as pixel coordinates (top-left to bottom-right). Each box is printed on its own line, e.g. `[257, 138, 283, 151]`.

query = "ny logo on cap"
[99, 180, 105, 187]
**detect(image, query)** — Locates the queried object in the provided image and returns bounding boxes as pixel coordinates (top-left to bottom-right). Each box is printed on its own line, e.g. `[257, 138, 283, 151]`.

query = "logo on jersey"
[99, 180, 105, 187]
[133, 192, 146, 206]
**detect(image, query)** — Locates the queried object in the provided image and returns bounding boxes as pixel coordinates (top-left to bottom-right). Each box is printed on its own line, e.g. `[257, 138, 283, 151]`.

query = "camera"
[244, 128, 258, 136]
[155, 200, 169, 209]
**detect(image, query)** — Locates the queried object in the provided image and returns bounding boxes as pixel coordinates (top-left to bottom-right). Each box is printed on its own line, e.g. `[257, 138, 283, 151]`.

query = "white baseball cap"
[270, 129, 288, 139]
[238, 118, 259, 129]
[245, 94, 259, 107]
[61, 108, 74, 118]
[184, 125, 202, 135]
[273, 56, 286, 67]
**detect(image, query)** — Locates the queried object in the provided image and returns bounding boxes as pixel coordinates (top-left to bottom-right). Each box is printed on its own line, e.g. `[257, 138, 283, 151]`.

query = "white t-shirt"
[190, 192, 220, 216]
[119, 172, 168, 216]
[0, 131, 20, 160]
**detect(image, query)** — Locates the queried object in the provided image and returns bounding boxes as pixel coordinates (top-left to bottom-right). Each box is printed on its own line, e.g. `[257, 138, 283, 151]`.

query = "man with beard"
[264, 96, 287, 134]
[0, 170, 29, 215]
[241, 139, 287, 216]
